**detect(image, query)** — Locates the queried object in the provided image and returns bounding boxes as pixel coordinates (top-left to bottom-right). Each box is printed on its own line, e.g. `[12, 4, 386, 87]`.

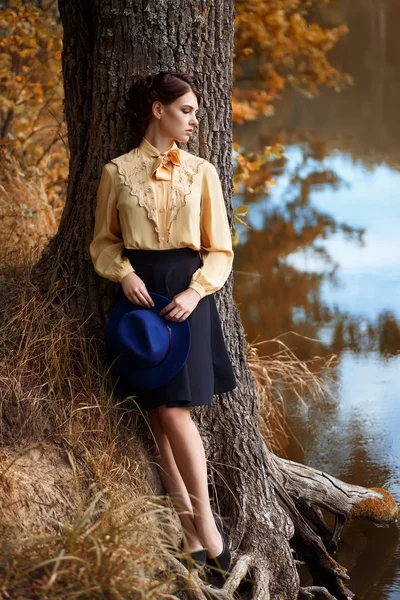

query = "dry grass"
[0, 254, 208, 598]
[0, 250, 335, 598]
[248, 337, 337, 456]
[0, 485, 197, 599]
[0, 153, 62, 260]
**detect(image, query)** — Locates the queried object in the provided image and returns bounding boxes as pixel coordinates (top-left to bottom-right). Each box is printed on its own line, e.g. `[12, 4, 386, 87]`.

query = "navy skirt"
[107, 247, 236, 411]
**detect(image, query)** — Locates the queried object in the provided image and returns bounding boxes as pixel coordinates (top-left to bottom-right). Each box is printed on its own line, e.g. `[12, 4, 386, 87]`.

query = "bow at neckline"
[151, 148, 181, 181]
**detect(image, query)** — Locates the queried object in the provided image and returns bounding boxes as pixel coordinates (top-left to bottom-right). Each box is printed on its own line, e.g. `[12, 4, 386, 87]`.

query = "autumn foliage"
[0, 0, 350, 254]
[233, 0, 351, 123]
[0, 0, 66, 254]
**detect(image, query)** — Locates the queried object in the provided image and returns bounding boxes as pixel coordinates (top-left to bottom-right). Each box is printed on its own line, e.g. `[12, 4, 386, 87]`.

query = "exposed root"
[264, 454, 399, 598]
[350, 487, 398, 523]
[299, 586, 339, 599]
[162, 552, 267, 599]
[220, 554, 253, 596]
[248, 558, 271, 600]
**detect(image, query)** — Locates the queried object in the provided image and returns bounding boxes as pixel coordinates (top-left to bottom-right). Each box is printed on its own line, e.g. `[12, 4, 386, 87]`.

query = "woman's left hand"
[159, 288, 201, 322]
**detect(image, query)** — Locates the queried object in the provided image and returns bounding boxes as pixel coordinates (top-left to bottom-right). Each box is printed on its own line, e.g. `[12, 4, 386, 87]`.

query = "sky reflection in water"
[232, 0, 400, 595]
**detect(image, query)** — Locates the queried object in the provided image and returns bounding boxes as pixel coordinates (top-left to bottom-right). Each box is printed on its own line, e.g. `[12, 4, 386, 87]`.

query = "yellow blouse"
[89, 137, 234, 298]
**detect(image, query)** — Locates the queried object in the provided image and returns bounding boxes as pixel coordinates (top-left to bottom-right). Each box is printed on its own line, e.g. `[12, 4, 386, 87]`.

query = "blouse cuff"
[115, 260, 135, 283]
[188, 280, 206, 299]
[188, 265, 230, 298]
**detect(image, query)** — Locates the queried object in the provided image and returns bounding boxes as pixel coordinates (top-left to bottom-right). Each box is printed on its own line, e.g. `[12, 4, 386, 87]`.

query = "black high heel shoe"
[178, 538, 207, 570]
[205, 512, 231, 578]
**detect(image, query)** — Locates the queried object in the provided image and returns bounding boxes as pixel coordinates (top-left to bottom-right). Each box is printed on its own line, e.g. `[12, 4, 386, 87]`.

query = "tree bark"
[30, 1, 398, 598]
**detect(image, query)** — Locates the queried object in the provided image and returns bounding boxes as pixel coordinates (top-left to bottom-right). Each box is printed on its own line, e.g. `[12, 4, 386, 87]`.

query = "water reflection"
[233, 140, 400, 359]
[232, 0, 400, 597]
[286, 351, 400, 598]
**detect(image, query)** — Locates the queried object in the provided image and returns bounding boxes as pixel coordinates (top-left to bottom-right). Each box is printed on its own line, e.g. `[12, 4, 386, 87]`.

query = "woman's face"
[154, 90, 200, 143]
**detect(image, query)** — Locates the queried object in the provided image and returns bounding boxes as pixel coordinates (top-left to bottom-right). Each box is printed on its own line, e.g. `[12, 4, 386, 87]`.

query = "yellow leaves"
[264, 143, 285, 159]
[246, 157, 263, 172]
[0, 151, 61, 254]
[232, 90, 277, 125]
[234, 204, 248, 217]
[0, 53, 11, 68]
[231, 228, 240, 248]
[1, 97, 15, 109]
[18, 48, 36, 59]
[32, 83, 43, 97]
[232, 178, 242, 195]
[232, 136, 283, 232]
[0, 0, 67, 227]
[232, 205, 250, 247]
[49, 168, 60, 183]
[232, 97, 262, 124]
[263, 146, 272, 158]
[234, 216, 250, 229]
[233, 0, 352, 125]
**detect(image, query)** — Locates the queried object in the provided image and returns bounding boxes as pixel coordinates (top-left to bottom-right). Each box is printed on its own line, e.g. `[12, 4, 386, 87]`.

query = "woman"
[89, 71, 236, 577]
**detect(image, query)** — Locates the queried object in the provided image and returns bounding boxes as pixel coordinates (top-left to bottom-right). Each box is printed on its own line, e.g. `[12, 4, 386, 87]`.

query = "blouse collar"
[139, 136, 178, 157]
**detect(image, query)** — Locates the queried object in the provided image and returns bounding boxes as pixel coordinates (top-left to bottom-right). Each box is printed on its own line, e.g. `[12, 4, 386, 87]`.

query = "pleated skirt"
[106, 247, 237, 411]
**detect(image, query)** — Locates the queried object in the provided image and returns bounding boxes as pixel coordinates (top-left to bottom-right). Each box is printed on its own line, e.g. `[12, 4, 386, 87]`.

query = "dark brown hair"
[125, 71, 202, 145]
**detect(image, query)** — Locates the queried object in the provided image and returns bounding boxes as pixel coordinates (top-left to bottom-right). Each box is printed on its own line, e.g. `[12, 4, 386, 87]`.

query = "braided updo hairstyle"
[126, 71, 202, 146]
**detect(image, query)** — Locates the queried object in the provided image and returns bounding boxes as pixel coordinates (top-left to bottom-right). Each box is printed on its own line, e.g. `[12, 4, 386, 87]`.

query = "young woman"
[89, 71, 236, 576]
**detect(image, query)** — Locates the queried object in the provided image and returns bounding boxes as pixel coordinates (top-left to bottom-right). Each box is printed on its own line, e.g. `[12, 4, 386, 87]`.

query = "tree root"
[156, 443, 398, 599]
[157, 449, 399, 600]
[299, 585, 338, 599]
[268, 455, 399, 599]
[160, 552, 270, 599]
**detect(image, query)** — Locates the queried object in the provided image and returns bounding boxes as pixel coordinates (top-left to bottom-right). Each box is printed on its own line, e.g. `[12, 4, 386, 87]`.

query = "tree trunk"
[30, 1, 398, 598]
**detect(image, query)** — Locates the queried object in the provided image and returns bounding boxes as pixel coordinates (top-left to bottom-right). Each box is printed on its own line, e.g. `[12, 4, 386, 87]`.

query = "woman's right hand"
[120, 272, 155, 308]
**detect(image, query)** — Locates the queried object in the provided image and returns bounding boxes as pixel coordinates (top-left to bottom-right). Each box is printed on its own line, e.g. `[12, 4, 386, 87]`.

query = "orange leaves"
[231, 141, 287, 244]
[233, 0, 352, 124]
[232, 89, 277, 124]
[264, 144, 285, 160]
[0, 152, 60, 255]
[0, 1, 67, 254]
[233, 144, 284, 196]
[0, 0, 66, 156]
[0, 0, 353, 261]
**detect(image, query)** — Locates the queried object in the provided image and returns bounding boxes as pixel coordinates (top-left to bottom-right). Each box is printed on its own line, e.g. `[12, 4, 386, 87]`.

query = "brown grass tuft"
[248, 335, 337, 456]
[0, 153, 62, 261]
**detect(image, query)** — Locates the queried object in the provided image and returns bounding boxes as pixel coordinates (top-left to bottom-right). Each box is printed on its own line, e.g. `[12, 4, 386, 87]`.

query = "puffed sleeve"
[188, 162, 234, 298]
[89, 163, 135, 282]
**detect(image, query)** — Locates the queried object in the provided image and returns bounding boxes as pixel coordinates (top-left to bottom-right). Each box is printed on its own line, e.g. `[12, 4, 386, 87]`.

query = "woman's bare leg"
[147, 406, 204, 552]
[154, 405, 223, 557]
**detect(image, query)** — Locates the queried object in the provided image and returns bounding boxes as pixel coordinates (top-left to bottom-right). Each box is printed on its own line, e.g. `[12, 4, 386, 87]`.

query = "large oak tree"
[31, 1, 398, 597]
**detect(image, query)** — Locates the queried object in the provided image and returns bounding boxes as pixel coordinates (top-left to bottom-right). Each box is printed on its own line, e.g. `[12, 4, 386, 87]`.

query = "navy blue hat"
[105, 292, 191, 390]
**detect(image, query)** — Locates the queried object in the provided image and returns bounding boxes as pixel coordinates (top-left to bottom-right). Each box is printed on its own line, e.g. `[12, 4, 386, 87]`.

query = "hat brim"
[105, 293, 191, 390]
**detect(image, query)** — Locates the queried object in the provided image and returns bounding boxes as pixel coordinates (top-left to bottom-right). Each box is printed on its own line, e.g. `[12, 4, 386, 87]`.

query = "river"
[232, 0, 400, 597]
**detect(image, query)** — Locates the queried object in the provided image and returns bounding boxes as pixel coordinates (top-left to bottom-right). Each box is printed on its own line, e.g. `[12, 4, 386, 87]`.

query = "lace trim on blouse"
[110, 148, 205, 243]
